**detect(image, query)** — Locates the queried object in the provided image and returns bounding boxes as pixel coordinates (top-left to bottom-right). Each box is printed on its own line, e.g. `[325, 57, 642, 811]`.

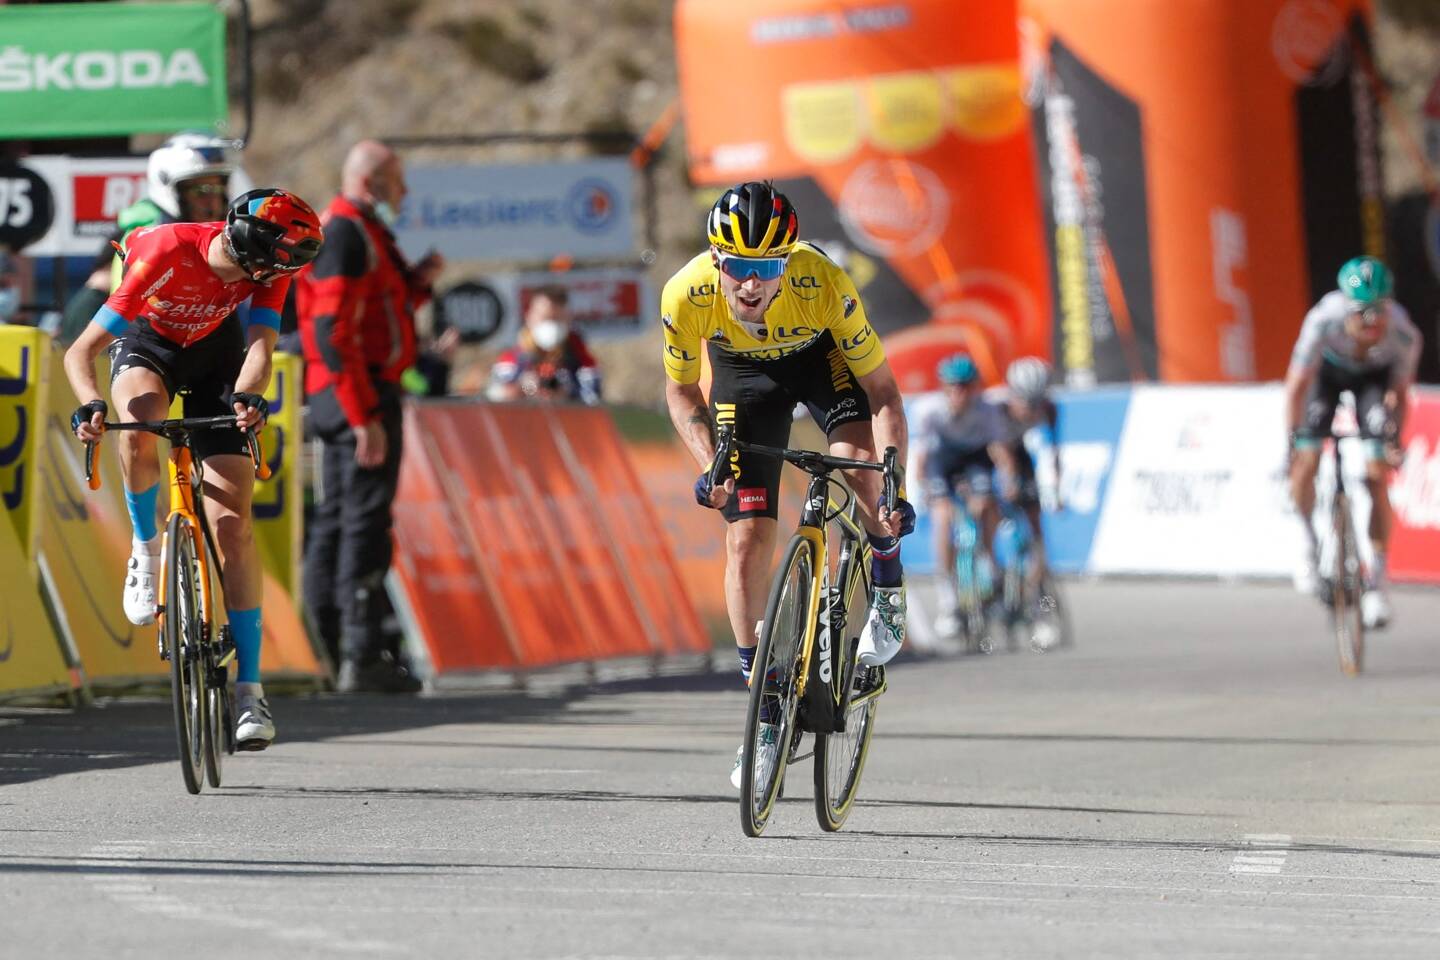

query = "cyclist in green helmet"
[1286, 256, 1421, 629]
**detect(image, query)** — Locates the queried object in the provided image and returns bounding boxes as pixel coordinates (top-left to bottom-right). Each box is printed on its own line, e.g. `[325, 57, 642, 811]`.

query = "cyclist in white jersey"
[1286, 257, 1421, 628]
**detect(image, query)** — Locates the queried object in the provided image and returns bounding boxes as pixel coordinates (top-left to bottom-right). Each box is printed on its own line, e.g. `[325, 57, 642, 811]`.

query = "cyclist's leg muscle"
[726, 518, 778, 649]
[828, 420, 887, 535]
[201, 454, 261, 610]
[110, 366, 169, 493]
[1289, 447, 1322, 518]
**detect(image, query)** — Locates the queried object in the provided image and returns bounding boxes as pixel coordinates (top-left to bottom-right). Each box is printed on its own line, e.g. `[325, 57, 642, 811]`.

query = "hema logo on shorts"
[736, 487, 768, 512]
[0, 48, 210, 92]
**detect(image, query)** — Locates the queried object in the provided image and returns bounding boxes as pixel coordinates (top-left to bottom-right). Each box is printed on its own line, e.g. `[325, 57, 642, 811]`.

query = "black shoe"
[337, 655, 423, 694]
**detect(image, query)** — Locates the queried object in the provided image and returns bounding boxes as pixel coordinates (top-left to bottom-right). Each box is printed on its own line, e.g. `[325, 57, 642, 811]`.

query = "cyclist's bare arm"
[232, 326, 278, 432]
[665, 378, 732, 507]
[1283, 361, 1317, 436]
[63, 321, 118, 440]
[665, 378, 717, 470]
[857, 361, 907, 468]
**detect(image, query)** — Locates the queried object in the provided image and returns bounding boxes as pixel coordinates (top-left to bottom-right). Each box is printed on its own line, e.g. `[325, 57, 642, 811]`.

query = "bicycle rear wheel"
[1331, 493, 1364, 676]
[164, 513, 207, 794]
[740, 534, 815, 838]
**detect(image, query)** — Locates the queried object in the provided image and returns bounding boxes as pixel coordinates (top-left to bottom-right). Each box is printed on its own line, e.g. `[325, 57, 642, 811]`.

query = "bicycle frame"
[708, 426, 895, 718]
[157, 444, 215, 641]
[795, 475, 878, 718]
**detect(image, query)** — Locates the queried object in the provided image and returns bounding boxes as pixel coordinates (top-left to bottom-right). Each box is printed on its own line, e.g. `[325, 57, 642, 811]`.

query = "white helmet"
[1005, 356, 1050, 401]
[147, 132, 234, 218]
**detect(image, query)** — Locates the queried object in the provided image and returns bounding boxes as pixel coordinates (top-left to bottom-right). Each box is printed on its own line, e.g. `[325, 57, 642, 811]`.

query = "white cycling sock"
[132, 535, 161, 557]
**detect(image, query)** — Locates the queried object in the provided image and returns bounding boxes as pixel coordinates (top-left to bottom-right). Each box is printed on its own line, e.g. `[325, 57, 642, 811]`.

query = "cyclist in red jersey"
[63, 188, 322, 751]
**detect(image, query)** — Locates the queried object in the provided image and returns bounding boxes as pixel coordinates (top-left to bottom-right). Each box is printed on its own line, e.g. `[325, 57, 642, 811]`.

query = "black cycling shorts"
[923, 443, 995, 499]
[708, 331, 871, 522]
[108, 314, 249, 460]
[1296, 361, 1394, 452]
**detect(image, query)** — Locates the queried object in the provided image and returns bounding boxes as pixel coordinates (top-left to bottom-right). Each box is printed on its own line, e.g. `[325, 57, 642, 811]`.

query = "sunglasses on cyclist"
[716, 252, 789, 282]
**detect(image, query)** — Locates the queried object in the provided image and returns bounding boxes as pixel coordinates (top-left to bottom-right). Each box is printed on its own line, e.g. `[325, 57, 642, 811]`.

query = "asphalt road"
[3, 579, 1440, 959]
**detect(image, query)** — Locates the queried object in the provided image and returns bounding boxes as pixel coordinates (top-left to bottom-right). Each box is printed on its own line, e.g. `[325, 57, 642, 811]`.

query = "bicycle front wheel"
[164, 513, 207, 794]
[740, 534, 816, 838]
[1331, 493, 1364, 676]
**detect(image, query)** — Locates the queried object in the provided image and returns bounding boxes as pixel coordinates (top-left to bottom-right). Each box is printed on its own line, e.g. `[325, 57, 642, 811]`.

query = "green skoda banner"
[0, 2, 227, 139]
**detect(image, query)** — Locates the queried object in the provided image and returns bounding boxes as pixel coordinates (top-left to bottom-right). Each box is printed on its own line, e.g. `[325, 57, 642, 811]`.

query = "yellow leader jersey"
[660, 243, 885, 385]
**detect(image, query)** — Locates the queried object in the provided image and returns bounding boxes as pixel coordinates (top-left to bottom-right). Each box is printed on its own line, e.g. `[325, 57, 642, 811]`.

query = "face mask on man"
[0, 286, 19, 322]
[532, 319, 568, 351]
[372, 200, 399, 227]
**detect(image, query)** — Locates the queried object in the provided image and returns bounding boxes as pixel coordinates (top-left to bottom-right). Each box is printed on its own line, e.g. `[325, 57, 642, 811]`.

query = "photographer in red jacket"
[296, 140, 443, 693]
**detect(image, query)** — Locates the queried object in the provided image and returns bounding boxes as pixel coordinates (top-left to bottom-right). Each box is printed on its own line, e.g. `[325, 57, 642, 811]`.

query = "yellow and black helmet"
[706, 182, 799, 257]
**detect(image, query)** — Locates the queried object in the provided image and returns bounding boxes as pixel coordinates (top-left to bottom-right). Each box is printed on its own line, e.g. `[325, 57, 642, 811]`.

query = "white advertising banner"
[19, 155, 149, 257]
[392, 160, 635, 262]
[1088, 385, 1309, 577]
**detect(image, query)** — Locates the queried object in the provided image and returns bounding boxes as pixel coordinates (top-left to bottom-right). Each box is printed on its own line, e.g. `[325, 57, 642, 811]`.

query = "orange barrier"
[390, 402, 710, 675]
[675, 0, 1051, 389]
[1022, 0, 1380, 383]
[391, 412, 519, 671]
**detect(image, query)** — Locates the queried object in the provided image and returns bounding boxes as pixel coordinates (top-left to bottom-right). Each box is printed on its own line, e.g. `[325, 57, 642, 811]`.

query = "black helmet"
[224, 188, 323, 279]
[706, 181, 799, 257]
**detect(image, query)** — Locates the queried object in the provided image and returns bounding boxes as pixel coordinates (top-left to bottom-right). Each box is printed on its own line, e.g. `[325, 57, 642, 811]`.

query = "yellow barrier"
[0, 327, 50, 569]
[0, 489, 72, 700]
[40, 349, 163, 687]
[252, 353, 302, 599]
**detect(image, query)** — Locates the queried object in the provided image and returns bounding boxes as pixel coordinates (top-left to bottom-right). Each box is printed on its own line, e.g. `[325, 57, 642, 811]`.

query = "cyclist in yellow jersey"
[661, 182, 914, 787]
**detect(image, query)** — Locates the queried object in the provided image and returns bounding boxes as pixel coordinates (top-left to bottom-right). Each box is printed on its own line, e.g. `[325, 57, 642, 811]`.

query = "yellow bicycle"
[85, 414, 270, 794]
[709, 425, 900, 836]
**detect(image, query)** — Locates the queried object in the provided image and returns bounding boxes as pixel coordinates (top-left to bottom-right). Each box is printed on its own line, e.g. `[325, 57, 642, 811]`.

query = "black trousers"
[303, 383, 404, 663]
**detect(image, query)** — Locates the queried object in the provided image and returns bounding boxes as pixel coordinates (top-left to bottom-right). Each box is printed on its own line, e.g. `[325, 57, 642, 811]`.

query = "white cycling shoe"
[123, 543, 161, 626]
[729, 722, 780, 790]
[1361, 589, 1392, 630]
[235, 692, 276, 751]
[858, 584, 907, 666]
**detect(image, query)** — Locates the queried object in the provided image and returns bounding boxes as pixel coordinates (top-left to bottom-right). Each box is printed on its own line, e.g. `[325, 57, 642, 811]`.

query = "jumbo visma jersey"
[659, 243, 885, 385]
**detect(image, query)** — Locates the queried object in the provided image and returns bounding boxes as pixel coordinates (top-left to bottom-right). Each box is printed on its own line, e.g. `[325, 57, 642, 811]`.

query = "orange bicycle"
[84, 414, 270, 794]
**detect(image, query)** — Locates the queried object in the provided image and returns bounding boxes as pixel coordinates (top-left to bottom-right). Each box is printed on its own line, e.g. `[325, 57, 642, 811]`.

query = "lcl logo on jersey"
[841, 325, 873, 351]
[789, 274, 822, 300]
[772, 324, 818, 340]
[687, 283, 716, 307]
[665, 344, 696, 362]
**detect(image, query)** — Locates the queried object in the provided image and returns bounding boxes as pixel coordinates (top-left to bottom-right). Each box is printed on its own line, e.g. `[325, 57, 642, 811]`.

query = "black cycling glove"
[231, 392, 269, 428]
[71, 399, 107, 437]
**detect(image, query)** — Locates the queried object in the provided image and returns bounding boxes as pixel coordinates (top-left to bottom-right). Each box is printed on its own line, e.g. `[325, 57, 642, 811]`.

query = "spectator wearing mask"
[295, 139, 444, 694]
[486, 285, 603, 405]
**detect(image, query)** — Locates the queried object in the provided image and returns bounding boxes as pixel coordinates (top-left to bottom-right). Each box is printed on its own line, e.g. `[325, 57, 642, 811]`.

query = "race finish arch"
[1022, 0, 1384, 384]
[675, 0, 1052, 392]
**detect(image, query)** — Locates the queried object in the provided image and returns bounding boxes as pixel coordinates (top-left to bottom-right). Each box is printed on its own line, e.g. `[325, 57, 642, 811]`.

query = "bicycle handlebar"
[81, 414, 272, 490]
[709, 424, 900, 509]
